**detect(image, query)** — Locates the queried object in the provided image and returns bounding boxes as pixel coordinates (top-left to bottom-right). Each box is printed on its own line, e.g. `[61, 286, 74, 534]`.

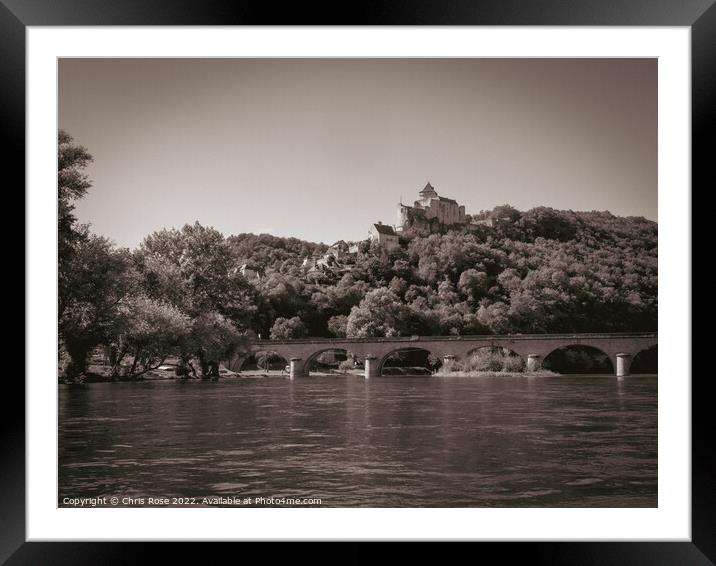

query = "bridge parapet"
[262, 332, 656, 347]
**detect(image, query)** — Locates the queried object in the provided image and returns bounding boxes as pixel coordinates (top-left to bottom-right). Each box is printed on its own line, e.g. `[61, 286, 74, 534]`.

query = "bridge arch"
[631, 345, 658, 374]
[237, 350, 291, 373]
[378, 346, 442, 376]
[543, 344, 615, 374]
[303, 347, 360, 376]
[466, 345, 521, 357]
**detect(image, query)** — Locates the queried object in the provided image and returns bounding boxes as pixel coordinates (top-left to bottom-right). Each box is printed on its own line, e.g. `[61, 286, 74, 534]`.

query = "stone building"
[302, 257, 318, 269]
[369, 222, 399, 251]
[471, 217, 495, 227]
[396, 182, 468, 234]
[326, 241, 353, 261]
[238, 264, 261, 281]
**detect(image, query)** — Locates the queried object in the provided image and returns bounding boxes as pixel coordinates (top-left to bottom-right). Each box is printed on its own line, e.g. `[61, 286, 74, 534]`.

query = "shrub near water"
[442, 349, 526, 374]
[502, 354, 526, 373]
[339, 359, 356, 373]
[464, 351, 505, 372]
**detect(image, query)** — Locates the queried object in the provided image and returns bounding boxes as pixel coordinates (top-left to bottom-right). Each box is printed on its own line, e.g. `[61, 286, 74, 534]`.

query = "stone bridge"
[226, 332, 657, 379]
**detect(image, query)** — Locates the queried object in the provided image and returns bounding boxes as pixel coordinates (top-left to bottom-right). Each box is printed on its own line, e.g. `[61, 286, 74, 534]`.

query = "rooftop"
[372, 223, 397, 236]
[419, 182, 437, 195]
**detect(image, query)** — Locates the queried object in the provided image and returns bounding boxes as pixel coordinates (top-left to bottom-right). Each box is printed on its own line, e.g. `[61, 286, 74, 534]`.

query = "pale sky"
[59, 58, 657, 248]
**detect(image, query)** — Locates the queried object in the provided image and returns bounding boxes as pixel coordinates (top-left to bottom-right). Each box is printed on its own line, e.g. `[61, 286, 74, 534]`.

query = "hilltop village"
[278, 182, 504, 279]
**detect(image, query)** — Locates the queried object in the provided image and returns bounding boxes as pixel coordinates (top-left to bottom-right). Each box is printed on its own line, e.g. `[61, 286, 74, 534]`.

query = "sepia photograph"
[57, 57, 658, 510]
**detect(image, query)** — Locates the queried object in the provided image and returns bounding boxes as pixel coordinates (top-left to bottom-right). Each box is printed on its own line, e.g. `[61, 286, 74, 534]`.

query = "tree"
[476, 301, 512, 334]
[458, 269, 490, 302]
[491, 204, 522, 222]
[270, 316, 308, 340]
[327, 315, 348, 338]
[346, 288, 419, 337]
[59, 236, 138, 380]
[110, 296, 191, 379]
[254, 273, 308, 335]
[58, 130, 95, 361]
[58, 130, 93, 269]
[136, 223, 259, 329]
[185, 312, 248, 379]
[518, 207, 578, 241]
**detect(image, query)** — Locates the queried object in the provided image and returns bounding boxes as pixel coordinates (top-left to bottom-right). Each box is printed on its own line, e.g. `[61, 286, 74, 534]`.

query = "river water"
[58, 375, 657, 507]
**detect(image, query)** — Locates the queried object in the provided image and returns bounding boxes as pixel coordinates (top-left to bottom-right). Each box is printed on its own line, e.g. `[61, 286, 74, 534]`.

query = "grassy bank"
[59, 349, 560, 382]
[436, 369, 559, 377]
[58, 359, 367, 382]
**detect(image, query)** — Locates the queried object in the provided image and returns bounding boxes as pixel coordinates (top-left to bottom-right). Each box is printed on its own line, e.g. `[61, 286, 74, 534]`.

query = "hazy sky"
[59, 58, 657, 248]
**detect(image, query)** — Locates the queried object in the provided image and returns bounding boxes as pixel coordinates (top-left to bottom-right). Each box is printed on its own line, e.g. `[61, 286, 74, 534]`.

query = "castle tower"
[397, 202, 411, 232]
[419, 182, 438, 200]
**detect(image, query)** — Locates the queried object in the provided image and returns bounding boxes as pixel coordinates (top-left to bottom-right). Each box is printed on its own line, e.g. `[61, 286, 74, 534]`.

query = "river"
[58, 375, 657, 507]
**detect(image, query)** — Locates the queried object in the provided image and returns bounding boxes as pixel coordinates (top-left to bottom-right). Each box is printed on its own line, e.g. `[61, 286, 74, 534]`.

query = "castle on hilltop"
[300, 181, 497, 272]
[365, 182, 497, 248]
[394, 182, 493, 236]
[397, 182, 467, 233]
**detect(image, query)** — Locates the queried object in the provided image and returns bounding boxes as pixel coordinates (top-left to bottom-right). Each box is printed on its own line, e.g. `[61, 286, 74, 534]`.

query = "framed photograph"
[10, 0, 708, 563]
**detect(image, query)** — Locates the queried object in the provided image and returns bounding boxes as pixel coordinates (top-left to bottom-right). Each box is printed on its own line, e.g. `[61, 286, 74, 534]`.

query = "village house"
[369, 222, 399, 251]
[237, 263, 261, 281]
[325, 241, 348, 261]
[471, 217, 495, 227]
[302, 256, 318, 269]
[302, 242, 358, 273]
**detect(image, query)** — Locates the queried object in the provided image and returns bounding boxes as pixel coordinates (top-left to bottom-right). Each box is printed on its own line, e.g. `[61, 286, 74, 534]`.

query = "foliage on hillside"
[220, 207, 657, 338]
[226, 233, 327, 274]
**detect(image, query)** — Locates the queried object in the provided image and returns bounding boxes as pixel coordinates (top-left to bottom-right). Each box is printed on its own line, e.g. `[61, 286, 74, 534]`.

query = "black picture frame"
[7, 1, 707, 563]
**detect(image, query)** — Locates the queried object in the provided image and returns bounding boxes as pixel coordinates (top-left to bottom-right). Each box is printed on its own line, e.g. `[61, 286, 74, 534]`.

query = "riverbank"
[59, 353, 580, 382]
[58, 362, 367, 383]
[61, 366, 563, 383]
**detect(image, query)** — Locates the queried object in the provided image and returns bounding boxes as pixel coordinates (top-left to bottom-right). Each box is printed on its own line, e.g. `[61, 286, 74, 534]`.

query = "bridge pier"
[364, 355, 379, 379]
[615, 353, 632, 377]
[289, 358, 303, 380]
[443, 354, 457, 368]
[526, 354, 542, 372]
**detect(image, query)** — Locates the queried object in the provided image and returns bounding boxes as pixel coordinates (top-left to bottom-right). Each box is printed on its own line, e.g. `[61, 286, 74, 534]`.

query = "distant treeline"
[58, 131, 657, 381]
